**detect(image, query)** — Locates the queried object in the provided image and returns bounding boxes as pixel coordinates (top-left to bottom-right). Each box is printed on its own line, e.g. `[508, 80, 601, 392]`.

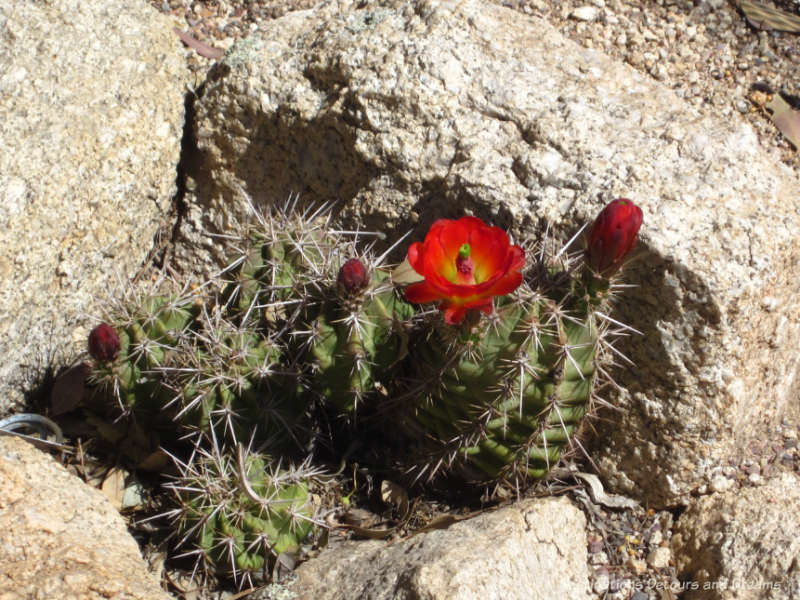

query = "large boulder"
[291, 497, 590, 600]
[181, 0, 800, 506]
[672, 472, 800, 599]
[0, 0, 188, 413]
[0, 436, 170, 599]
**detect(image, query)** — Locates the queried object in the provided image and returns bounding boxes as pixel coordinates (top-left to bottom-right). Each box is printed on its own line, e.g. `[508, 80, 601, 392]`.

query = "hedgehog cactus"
[82, 198, 642, 586]
[166, 441, 319, 588]
[396, 206, 641, 485]
[169, 311, 306, 449]
[402, 286, 602, 483]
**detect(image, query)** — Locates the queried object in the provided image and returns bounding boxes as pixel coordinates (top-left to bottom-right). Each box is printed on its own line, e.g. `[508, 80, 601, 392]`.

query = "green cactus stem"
[165, 442, 321, 589]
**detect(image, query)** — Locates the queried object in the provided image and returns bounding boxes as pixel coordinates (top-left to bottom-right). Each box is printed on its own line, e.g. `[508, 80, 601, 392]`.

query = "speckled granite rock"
[672, 472, 800, 599]
[0, 436, 170, 599]
[291, 496, 590, 600]
[178, 0, 800, 506]
[0, 0, 188, 413]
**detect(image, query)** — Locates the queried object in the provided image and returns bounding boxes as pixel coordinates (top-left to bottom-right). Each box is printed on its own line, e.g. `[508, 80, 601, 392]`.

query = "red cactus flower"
[586, 198, 643, 277]
[337, 258, 370, 293]
[405, 216, 525, 324]
[88, 323, 121, 362]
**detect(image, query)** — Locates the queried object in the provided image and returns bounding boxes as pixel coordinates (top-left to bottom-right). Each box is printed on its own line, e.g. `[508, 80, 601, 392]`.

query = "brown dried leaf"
[390, 257, 424, 285]
[100, 467, 128, 510]
[765, 94, 800, 149]
[50, 363, 89, 415]
[739, 0, 800, 33]
[173, 28, 225, 60]
[380, 479, 409, 518]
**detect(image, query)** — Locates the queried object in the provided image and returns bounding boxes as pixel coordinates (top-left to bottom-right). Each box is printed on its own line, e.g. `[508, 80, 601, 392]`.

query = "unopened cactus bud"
[88, 323, 120, 362]
[337, 258, 370, 294]
[586, 198, 643, 277]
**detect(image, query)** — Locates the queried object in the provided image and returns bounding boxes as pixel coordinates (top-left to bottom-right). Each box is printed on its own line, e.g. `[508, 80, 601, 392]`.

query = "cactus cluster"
[86, 197, 643, 586]
[163, 439, 320, 588]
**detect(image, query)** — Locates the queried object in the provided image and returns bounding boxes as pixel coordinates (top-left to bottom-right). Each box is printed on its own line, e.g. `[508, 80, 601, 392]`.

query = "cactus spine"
[165, 440, 319, 587]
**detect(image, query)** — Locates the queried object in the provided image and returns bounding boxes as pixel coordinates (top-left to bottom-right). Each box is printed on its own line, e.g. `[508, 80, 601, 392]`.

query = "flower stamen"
[455, 243, 475, 284]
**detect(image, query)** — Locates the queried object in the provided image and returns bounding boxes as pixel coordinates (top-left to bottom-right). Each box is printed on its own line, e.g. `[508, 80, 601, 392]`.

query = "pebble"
[589, 551, 609, 565]
[593, 573, 610, 594]
[748, 472, 764, 485]
[649, 529, 663, 546]
[570, 6, 600, 21]
[647, 546, 672, 569]
[710, 474, 734, 493]
[628, 557, 648, 576]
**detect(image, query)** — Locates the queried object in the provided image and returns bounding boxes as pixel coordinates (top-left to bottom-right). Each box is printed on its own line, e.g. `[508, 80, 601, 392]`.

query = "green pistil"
[458, 243, 471, 259]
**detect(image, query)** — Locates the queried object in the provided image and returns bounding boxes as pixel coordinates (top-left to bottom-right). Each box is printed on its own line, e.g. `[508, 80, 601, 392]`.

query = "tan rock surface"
[291, 496, 591, 600]
[672, 471, 800, 599]
[0, 0, 188, 413]
[0, 436, 170, 600]
[179, 0, 800, 506]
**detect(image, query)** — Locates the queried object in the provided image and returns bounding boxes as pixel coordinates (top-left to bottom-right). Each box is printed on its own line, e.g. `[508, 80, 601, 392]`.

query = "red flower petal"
[439, 216, 485, 260]
[407, 242, 425, 275]
[484, 269, 524, 299]
[443, 305, 468, 324]
[405, 280, 446, 304]
[404, 216, 525, 324]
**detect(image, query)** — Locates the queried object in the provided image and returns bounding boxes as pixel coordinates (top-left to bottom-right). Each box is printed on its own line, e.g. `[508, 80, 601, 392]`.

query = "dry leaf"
[50, 363, 88, 415]
[173, 28, 225, 60]
[380, 480, 409, 518]
[100, 467, 128, 510]
[738, 0, 800, 33]
[765, 94, 800, 149]
[137, 448, 169, 472]
[390, 258, 424, 285]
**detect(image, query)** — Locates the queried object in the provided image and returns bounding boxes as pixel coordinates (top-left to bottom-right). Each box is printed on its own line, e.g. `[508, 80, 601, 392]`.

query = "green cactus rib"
[308, 273, 414, 412]
[220, 220, 334, 323]
[406, 288, 599, 483]
[172, 318, 307, 449]
[173, 448, 317, 586]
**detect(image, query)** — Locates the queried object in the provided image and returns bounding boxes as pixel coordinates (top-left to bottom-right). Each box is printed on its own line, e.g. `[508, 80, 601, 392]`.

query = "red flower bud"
[337, 258, 370, 293]
[586, 198, 643, 277]
[88, 323, 120, 362]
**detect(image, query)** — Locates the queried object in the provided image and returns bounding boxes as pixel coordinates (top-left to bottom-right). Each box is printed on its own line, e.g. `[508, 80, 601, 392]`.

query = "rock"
[0, 436, 169, 599]
[182, 0, 800, 506]
[709, 474, 734, 493]
[570, 6, 601, 21]
[628, 557, 648, 576]
[291, 497, 591, 600]
[0, 0, 188, 413]
[672, 472, 800, 599]
[647, 546, 672, 569]
[593, 572, 610, 595]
